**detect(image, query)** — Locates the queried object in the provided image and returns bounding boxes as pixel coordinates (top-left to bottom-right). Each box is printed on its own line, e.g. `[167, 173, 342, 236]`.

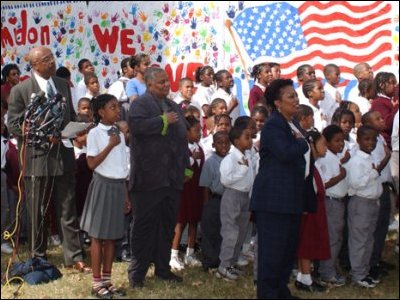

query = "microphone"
[25, 91, 46, 119]
[29, 90, 46, 106]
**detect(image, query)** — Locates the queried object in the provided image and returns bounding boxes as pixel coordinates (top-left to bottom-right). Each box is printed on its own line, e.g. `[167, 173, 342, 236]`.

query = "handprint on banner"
[75, 38, 83, 48]
[66, 45, 74, 56]
[190, 18, 197, 29]
[55, 48, 63, 58]
[139, 11, 147, 22]
[101, 67, 108, 77]
[32, 11, 42, 24]
[162, 4, 169, 13]
[101, 55, 110, 66]
[69, 17, 76, 30]
[111, 13, 119, 23]
[104, 78, 111, 89]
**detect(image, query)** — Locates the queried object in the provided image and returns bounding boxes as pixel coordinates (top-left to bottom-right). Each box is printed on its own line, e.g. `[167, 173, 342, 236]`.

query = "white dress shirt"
[352, 95, 371, 115]
[212, 88, 239, 123]
[304, 102, 327, 132]
[346, 149, 383, 199]
[192, 85, 216, 116]
[321, 82, 340, 124]
[220, 146, 256, 192]
[86, 123, 128, 179]
[392, 110, 399, 152]
[316, 150, 348, 198]
[34, 72, 57, 99]
[371, 134, 391, 183]
[107, 76, 130, 103]
[75, 79, 87, 102]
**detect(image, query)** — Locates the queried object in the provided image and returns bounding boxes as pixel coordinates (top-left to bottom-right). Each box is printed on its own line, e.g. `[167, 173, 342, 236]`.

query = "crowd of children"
[1, 53, 399, 298]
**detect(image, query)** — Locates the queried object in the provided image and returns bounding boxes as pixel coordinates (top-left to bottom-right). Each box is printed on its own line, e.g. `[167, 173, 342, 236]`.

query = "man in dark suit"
[250, 79, 309, 299]
[127, 67, 189, 288]
[7, 46, 90, 272]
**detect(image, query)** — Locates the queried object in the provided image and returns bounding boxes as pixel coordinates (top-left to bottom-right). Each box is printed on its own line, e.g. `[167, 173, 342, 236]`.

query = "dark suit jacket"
[128, 91, 189, 192]
[7, 75, 76, 176]
[250, 110, 309, 214]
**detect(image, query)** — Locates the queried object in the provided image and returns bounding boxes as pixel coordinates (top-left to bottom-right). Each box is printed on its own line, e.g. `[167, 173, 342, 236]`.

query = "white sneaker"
[184, 254, 202, 267]
[215, 266, 239, 280]
[388, 219, 399, 231]
[1, 242, 13, 254]
[50, 234, 61, 246]
[169, 256, 185, 271]
[236, 254, 249, 266]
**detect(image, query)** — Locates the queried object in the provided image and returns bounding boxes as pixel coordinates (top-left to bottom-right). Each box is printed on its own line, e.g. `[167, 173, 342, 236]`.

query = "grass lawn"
[1, 235, 398, 299]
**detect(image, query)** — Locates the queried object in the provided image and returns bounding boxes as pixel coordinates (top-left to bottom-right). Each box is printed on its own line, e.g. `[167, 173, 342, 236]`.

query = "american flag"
[232, 1, 393, 80]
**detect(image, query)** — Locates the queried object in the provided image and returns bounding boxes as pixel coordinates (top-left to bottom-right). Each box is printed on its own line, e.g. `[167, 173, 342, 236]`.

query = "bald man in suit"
[7, 46, 90, 272]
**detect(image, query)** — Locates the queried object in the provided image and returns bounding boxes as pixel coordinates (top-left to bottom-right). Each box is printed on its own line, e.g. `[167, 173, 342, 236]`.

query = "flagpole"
[225, 19, 250, 81]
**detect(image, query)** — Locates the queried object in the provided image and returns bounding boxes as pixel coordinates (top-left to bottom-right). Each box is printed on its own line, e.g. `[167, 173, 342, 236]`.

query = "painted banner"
[1, 1, 398, 115]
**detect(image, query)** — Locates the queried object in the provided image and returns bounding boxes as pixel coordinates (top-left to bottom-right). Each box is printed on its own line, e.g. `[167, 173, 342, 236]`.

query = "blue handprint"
[104, 78, 111, 89]
[16, 57, 20, 64]
[190, 18, 197, 29]
[153, 31, 160, 41]
[226, 5, 236, 18]
[101, 55, 110, 66]
[238, 1, 244, 11]
[24, 64, 32, 72]
[32, 11, 42, 24]
[148, 24, 155, 34]
[55, 48, 63, 58]
[69, 17, 76, 29]
[156, 54, 162, 63]
[66, 44, 74, 56]
[130, 4, 138, 17]
[59, 21, 66, 35]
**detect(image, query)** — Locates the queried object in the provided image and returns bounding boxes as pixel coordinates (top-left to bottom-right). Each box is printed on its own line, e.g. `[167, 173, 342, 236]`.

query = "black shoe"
[370, 264, 389, 278]
[295, 280, 326, 292]
[379, 260, 396, 271]
[130, 280, 144, 289]
[157, 272, 183, 283]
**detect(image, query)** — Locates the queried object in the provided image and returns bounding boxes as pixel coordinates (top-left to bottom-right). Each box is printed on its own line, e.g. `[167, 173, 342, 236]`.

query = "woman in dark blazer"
[250, 79, 309, 299]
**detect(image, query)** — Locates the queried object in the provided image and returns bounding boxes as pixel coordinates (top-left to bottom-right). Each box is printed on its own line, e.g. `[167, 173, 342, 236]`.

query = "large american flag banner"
[231, 1, 393, 81]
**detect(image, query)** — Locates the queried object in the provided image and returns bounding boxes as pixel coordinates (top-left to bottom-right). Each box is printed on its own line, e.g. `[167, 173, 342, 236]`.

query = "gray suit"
[7, 75, 84, 265]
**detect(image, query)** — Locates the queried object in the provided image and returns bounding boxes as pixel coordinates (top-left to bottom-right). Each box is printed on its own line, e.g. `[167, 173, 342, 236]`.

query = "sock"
[102, 271, 111, 287]
[92, 276, 103, 291]
[171, 249, 179, 258]
[300, 273, 312, 285]
[296, 272, 302, 282]
[186, 247, 194, 256]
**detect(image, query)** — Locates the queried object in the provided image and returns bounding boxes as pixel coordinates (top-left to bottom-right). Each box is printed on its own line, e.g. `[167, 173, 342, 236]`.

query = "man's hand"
[164, 112, 179, 124]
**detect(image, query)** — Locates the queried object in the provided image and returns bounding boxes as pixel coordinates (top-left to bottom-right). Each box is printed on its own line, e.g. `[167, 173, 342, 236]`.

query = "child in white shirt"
[216, 125, 256, 281]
